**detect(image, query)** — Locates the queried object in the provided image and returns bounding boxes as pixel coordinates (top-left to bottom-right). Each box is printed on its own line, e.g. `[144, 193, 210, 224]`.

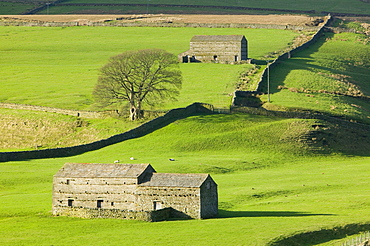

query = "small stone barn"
[179, 35, 248, 63]
[52, 163, 218, 221]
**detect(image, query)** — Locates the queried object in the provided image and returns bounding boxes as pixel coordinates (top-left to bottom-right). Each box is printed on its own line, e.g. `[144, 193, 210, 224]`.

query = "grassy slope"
[0, 26, 297, 110]
[34, 0, 370, 15]
[0, 2, 36, 15]
[0, 108, 141, 151]
[0, 19, 369, 245]
[0, 114, 369, 245]
[262, 32, 370, 123]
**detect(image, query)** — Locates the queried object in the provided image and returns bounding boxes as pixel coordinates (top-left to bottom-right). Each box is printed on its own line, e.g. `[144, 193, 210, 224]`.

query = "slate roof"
[54, 163, 153, 178]
[190, 35, 245, 42]
[140, 173, 210, 188]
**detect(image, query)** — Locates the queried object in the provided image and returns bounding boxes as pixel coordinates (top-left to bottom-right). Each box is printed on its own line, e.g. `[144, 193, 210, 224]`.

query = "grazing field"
[1, 114, 370, 245]
[262, 32, 370, 123]
[0, 2, 35, 15]
[5, 0, 370, 15]
[0, 26, 298, 110]
[0, 108, 141, 151]
[1, 15, 370, 245]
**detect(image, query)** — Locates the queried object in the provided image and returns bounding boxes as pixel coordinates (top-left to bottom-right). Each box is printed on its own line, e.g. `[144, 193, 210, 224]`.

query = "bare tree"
[93, 49, 182, 120]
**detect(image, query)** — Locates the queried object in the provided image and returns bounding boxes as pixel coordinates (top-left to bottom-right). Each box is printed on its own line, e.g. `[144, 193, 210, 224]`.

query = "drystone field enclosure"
[0, 14, 317, 25]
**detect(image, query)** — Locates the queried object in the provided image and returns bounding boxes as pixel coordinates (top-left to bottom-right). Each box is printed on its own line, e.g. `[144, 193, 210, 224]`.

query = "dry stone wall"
[233, 14, 332, 105]
[0, 103, 212, 162]
[53, 206, 172, 222]
[0, 19, 321, 31]
[0, 103, 106, 118]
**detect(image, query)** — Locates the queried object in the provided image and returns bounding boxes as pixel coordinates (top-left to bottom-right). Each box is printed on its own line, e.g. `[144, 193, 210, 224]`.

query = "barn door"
[97, 200, 103, 208]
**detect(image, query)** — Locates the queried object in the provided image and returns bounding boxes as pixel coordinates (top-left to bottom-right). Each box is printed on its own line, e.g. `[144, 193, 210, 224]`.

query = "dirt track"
[0, 14, 318, 25]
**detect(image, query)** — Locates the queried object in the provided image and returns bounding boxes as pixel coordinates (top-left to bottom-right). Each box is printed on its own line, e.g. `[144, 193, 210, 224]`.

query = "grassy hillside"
[0, 26, 297, 110]
[261, 31, 370, 124]
[3, 0, 370, 15]
[1, 114, 369, 245]
[0, 2, 36, 15]
[0, 18, 370, 245]
[0, 108, 141, 151]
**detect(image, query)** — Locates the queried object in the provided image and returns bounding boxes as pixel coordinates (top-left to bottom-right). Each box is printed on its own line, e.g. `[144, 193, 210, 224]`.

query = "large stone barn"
[179, 35, 248, 63]
[52, 163, 218, 221]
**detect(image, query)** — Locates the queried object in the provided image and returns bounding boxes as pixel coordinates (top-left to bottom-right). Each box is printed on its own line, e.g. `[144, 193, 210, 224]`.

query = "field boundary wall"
[0, 103, 212, 162]
[1, 100, 368, 162]
[0, 20, 320, 31]
[232, 14, 332, 104]
[0, 103, 110, 118]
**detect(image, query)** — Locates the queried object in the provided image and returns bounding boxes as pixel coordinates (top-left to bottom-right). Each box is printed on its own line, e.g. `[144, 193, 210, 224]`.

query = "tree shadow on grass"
[217, 209, 334, 218]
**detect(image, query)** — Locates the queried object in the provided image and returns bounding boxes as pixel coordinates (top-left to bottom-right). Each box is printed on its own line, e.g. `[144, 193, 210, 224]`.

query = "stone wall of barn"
[187, 40, 247, 63]
[200, 177, 218, 218]
[53, 177, 139, 212]
[53, 180, 205, 219]
[53, 206, 173, 222]
[53, 172, 218, 220]
[136, 186, 201, 219]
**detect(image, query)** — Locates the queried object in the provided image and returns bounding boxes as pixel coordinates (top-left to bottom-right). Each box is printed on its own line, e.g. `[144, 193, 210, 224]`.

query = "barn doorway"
[182, 56, 189, 63]
[97, 200, 103, 208]
[68, 199, 73, 207]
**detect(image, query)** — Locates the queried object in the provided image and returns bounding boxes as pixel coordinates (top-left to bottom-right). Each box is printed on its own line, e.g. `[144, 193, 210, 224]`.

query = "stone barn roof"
[190, 35, 245, 42]
[140, 173, 211, 188]
[54, 163, 154, 178]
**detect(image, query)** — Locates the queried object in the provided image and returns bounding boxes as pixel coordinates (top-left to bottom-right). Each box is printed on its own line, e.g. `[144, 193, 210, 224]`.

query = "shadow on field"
[268, 223, 370, 246]
[217, 210, 334, 218]
[264, 32, 336, 95]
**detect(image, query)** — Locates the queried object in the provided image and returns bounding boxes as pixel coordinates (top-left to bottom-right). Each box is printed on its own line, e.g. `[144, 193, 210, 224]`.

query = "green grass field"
[1, 114, 370, 245]
[0, 26, 298, 110]
[1, 18, 370, 245]
[0, 108, 143, 151]
[0, 2, 36, 15]
[5, 0, 370, 15]
[261, 32, 370, 124]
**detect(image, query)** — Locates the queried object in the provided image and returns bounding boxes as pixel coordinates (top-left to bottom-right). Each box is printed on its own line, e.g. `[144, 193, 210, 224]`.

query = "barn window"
[235, 55, 238, 62]
[111, 202, 114, 206]
[68, 199, 74, 207]
[66, 179, 70, 185]
[97, 200, 103, 208]
[153, 201, 162, 210]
